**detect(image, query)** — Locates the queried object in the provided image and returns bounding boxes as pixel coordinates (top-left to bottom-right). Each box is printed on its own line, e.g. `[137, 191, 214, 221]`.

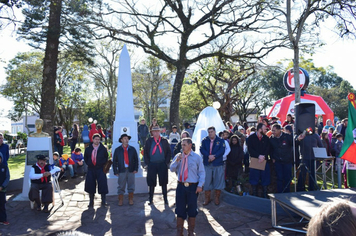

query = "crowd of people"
[0, 114, 351, 234]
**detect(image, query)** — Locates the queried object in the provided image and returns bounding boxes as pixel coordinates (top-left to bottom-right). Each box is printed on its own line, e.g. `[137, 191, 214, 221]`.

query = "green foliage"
[156, 109, 167, 127]
[18, 0, 101, 64]
[83, 98, 111, 128]
[132, 56, 172, 124]
[1, 51, 43, 120]
[179, 80, 207, 122]
[16, 131, 27, 140]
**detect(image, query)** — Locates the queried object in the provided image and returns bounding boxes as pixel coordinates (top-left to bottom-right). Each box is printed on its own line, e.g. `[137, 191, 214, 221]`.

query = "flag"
[340, 93, 356, 163]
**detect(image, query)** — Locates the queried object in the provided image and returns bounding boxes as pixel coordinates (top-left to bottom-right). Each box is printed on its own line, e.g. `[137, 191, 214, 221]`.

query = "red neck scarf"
[180, 151, 190, 182]
[152, 136, 162, 155]
[92, 144, 99, 166]
[123, 145, 129, 165]
[37, 163, 47, 183]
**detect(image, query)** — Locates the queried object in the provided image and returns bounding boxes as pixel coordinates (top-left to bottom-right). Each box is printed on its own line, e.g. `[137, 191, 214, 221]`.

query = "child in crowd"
[168, 125, 180, 159]
[225, 135, 244, 193]
[0, 155, 10, 225]
[59, 154, 75, 179]
[71, 148, 87, 175]
[53, 152, 60, 167]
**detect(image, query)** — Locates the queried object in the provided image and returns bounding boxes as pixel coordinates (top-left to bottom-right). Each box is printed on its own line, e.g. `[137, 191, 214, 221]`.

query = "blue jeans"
[275, 162, 292, 193]
[175, 183, 199, 219]
[249, 162, 271, 186]
[62, 164, 74, 177]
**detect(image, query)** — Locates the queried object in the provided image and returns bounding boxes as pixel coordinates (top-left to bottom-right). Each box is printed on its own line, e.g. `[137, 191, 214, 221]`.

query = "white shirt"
[223, 140, 231, 161]
[29, 163, 61, 180]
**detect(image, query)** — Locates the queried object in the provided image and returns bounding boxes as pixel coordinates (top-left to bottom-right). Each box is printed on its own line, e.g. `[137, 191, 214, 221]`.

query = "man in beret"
[29, 155, 61, 212]
[113, 134, 139, 206]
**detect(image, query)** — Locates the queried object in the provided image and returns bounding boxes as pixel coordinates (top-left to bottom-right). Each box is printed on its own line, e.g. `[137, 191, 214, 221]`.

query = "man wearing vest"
[84, 133, 109, 207]
[171, 138, 205, 236]
[29, 155, 60, 212]
[144, 126, 171, 205]
[113, 134, 139, 206]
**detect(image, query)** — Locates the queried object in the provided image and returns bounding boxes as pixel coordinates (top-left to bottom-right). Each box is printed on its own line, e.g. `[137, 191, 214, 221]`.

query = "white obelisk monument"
[107, 44, 148, 195]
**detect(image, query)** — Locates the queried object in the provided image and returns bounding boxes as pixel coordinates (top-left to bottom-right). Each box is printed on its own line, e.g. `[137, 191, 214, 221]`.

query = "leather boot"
[214, 190, 221, 205]
[263, 186, 268, 199]
[203, 190, 211, 206]
[101, 194, 108, 206]
[188, 217, 196, 236]
[128, 192, 134, 206]
[176, 217, 184, 236]
[252, 185, 257, 196]
[162, 185, 168, 205]
[148, 186, 154, 205]
[118, 194, 124, 206]
[88, 193, 94, 208]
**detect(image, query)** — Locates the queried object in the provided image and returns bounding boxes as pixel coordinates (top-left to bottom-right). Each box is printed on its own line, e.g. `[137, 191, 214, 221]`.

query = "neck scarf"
[180, 152, 190, 182]
[123, 145, 129, 165]
[37, 163, 47, 183]
[92, 144, 99, 166]
[152, 137, 162, 155]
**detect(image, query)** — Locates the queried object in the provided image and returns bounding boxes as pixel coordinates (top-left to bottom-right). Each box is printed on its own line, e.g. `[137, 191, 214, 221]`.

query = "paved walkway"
[0, 172, 304, 236]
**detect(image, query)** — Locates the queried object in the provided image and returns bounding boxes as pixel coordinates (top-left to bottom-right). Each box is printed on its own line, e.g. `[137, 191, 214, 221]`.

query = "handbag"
[103, 159, 113, 174]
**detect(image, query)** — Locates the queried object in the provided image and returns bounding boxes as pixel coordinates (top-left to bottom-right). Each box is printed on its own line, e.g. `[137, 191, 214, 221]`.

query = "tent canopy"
[268, 93, 334, 126]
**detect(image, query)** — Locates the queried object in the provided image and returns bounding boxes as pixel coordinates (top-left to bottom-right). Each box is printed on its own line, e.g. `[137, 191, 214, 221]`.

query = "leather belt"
[178, 181, 198, 187]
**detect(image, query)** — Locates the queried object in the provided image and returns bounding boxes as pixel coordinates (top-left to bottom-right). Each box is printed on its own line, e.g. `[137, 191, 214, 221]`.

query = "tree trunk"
[40, 0, 62, 137]
[169, 66, 186, 129]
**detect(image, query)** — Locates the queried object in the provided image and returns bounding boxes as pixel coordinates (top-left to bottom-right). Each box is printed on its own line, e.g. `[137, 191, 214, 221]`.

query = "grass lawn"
[8, 143, 87, 180]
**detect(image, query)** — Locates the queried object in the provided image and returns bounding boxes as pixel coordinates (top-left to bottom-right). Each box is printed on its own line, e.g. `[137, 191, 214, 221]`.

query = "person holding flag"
[340, 93, 356, 188]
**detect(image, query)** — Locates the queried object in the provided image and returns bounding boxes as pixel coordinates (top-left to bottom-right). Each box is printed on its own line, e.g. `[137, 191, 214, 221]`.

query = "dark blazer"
[200, 135, 225, 166]
[269, 133, 293, 164]
[84, 143, 108, 169]
[247, 133, 270, 160]
[144, 137, 171, 165]
[112, 145, 139, 174]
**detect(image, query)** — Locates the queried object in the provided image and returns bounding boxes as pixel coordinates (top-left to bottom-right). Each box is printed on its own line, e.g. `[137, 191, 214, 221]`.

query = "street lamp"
[88, 117, 93, 123]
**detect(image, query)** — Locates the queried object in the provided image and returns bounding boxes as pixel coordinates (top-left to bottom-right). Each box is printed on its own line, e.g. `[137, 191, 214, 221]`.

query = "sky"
[0, 10, 356, 131]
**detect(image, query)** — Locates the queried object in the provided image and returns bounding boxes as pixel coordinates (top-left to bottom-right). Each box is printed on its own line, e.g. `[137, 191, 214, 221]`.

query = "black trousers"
[146, 162, 168, 187]
[0, 192, 6, 222]
[28, 183, 53, 204]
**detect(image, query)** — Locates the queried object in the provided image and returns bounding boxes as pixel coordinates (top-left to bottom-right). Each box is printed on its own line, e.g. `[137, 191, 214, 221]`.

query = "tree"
[190, 57, 256, 122]
[179, 80, 207, 123]
[260, 64, 288, 101]
[18, 0, 100, 134]
[89, 0, 286, 128]
[233, 75, 271, 122]
[0, 0, 23, 29]
[269, 1, 356, 104]
[54, 53, 89, 133]
[89, 40, 122, 127]
[132, 56, 172, 124]
[1, 51, 43, 121]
